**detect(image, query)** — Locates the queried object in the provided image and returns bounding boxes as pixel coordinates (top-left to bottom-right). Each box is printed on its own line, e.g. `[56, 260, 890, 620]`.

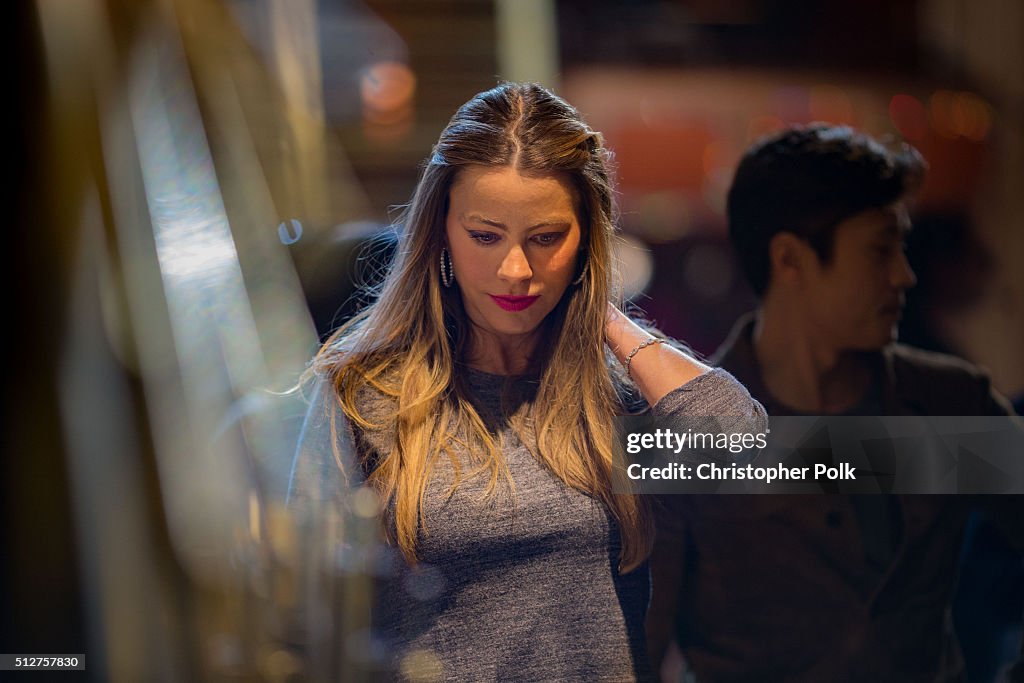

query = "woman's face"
[445, 165, 583, 349]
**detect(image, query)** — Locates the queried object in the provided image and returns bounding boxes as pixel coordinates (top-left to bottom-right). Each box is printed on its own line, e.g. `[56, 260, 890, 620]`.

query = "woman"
[291, 82, 765, 682]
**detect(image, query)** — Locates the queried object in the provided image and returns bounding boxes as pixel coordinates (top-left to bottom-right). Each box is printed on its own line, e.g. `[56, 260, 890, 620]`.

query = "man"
[647, 125, 1019, 682]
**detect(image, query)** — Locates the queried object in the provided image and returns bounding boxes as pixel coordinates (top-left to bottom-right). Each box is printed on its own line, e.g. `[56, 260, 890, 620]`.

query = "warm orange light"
[360, 61, 416, 142]
[702, 141, 725, 177]
[929, 90, 959, 139]
[809, 85, 855, 125]
[360, 61, 416, 123]
[957, 92, 993, 142]
[888, 94, 927, 141]
[746, 115, 784, 141]
[702, 172, 729, 217]
[929, 90, 993, 142]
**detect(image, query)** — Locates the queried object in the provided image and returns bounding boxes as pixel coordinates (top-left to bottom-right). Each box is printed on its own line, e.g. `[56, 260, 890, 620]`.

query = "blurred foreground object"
[9, 0, 382, 679]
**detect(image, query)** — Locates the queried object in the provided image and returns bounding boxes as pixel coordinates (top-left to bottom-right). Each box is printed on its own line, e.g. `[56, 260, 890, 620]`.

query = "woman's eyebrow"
[529, 220, 572, 230]
[463, 214, 572, 230]
[464, 214, 507, 229]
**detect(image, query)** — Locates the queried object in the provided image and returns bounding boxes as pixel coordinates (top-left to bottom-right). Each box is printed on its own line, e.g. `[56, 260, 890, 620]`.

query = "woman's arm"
[605, 303, 709, 407]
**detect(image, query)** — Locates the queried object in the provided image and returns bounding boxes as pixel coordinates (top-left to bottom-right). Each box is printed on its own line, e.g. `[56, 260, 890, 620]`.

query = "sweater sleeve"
[287, 378, 360, 511]
[282, 378, 381, 661]
[651, 367, 769, 450]
[655, 366, 770, 419]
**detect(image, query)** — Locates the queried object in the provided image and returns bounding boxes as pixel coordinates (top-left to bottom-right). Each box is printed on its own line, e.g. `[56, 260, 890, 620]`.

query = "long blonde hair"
[309, 83, 652, 572]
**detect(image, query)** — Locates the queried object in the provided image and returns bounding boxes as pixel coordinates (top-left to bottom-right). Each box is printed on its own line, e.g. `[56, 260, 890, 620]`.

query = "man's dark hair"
[727, 124, 926, 297]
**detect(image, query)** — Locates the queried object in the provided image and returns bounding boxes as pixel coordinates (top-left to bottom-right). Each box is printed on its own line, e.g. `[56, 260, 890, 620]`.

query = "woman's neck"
[465, 327, 542, 376]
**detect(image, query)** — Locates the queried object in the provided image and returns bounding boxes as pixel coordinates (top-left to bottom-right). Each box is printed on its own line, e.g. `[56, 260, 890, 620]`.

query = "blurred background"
[6, 0, 1023, 680]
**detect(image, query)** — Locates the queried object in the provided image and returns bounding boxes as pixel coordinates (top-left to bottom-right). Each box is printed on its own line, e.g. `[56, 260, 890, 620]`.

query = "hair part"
[727, 124, 926, 297]
[307, 82, 651, 572]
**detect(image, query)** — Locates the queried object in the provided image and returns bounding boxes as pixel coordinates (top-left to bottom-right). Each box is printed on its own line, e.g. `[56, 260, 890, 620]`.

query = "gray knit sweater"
[288, 366, 766, 682]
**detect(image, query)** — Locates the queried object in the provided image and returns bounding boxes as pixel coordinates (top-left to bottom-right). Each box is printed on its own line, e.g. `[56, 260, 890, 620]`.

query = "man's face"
[801, 203, 917, 351]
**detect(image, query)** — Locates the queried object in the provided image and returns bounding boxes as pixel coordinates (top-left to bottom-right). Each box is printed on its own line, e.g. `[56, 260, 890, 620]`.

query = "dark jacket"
[712, 313, 1015, 418]
[648, 313, 1018, 683]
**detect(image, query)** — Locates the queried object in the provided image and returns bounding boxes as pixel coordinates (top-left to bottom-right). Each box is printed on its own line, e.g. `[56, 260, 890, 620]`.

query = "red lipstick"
[489, 294, 540, 312]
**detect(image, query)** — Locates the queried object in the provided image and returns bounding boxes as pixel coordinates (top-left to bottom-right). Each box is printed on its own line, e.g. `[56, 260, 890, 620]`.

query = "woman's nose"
[497, 245, 533, 282]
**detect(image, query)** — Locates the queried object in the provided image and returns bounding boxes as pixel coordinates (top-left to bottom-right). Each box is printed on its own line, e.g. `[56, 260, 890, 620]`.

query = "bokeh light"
[889, 94, 927, 141]
[929, 90, 993, 141]
[361, 60, 416, 140]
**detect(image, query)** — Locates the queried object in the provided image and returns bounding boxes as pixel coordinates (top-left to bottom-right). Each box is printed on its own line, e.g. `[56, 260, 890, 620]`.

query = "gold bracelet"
[624, 338, 666, 377]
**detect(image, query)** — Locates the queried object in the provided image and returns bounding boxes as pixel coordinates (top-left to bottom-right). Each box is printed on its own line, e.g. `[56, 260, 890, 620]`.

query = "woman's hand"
[605, 302, 709, 406]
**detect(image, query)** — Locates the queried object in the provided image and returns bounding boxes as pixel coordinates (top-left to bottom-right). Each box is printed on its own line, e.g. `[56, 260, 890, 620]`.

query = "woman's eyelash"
[532, 232, 563, 246]
[466, 230, 565, 246]
[468, 231, 499, 244]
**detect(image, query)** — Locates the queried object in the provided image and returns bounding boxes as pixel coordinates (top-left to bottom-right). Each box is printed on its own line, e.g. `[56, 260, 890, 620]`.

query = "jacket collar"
[712, 311, 909, 415]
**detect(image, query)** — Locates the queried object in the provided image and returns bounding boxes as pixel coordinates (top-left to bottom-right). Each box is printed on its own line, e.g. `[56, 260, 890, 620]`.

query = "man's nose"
[498, 245, 533, 282]
[893, 250, 917, 290]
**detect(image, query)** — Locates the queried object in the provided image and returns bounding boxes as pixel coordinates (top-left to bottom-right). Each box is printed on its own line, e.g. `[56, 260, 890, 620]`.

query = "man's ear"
[768, 232, 813, 289]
